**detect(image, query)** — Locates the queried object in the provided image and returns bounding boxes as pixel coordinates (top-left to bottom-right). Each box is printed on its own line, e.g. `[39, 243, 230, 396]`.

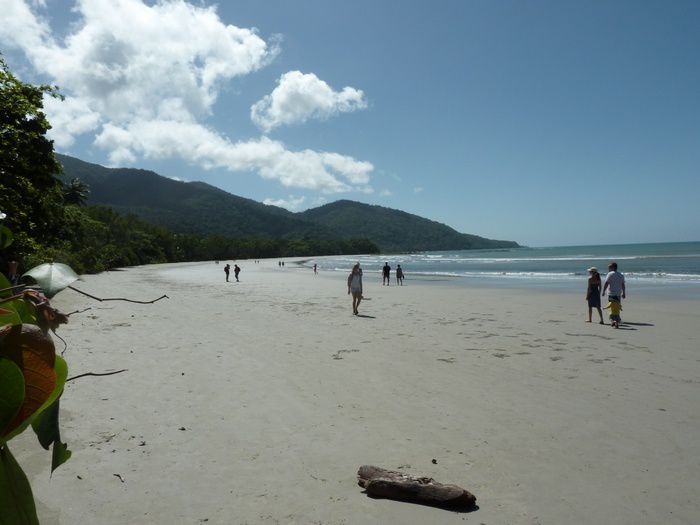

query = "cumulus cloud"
[0, 0, 374, 194]
[251, 70, 367, 132]
[413, 187, 424, 194]
[263, 195, 306, 211]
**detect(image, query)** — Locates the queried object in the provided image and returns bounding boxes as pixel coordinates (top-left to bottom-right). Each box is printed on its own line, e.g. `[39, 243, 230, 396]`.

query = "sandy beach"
[11, 259, 700, 524]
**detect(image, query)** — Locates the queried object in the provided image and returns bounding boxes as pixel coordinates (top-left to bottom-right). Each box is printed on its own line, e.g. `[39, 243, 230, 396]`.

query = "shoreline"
[11, 259, 700, 524]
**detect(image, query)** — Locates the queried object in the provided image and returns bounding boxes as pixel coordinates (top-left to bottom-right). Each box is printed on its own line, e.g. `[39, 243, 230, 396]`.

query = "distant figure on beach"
[234, 264, 241, 282]
[585, 267, 604, 324]
[347, 263, 363, 315]
[224, 263, 230, 282]
[382, 262, 391, 285]
[396, 264, 404, 286]
[313, 263, 317, 275]
[604, 298, 623, 328]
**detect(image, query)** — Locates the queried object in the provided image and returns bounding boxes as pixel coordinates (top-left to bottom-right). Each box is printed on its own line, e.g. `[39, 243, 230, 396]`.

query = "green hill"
[299, 200, 519, 252]
[57, 154, 520, 252]
[56, 154, 334, 239]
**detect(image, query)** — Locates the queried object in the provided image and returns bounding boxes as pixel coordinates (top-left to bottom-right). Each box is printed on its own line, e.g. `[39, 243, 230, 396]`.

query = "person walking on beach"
[602, 262, 626, 302]
[602, 261, 626, 326]
[348, 263, 363, 315]
[224, 263, 230, 282]
[234, 264, 241, 282]
[313, 263, 318, 275]
[585, 267, 604, 324]
[396, 264, 404, 286]
[604, 297, 623, 328]
[382, 262, 391, 285]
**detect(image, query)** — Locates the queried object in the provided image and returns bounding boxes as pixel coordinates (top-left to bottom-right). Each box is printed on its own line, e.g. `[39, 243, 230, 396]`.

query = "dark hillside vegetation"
[57, 155, 520, 253]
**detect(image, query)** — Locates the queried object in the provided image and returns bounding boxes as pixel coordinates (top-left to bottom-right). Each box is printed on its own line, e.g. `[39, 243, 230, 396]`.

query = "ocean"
[303, 241, 700, 298]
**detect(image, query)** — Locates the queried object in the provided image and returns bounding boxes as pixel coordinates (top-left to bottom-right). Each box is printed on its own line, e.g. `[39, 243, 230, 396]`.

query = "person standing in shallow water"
[382, 262, 391, 285]
[224, 263, 230, 282]
[347, 263, 363, 315]
[234, 264, 241, 282]
[585, 267, 604, 324]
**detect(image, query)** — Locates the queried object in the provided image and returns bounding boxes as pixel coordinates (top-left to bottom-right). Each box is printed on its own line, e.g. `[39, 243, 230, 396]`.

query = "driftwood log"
[357, 465, 476, 510]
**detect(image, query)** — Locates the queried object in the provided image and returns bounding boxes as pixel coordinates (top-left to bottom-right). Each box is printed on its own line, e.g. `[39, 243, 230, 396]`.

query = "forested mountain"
[57, 154, 519, 252]
[300, 200, 519, 252]
[56, 155, 335, 239]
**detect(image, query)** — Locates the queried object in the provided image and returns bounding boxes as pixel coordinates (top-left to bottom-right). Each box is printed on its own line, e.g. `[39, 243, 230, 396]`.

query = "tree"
[62, 178, 90, 206]
[0, 56, 64, 259]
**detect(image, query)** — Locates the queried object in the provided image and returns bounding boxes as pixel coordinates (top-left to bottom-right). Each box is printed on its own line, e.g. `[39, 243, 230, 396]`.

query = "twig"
[0, 293, 24, 304]
[53, 331, 68, 356]
[66, 369, 128, 382]
[0, 284, 27, 295]
[65, 307, 92, 317]
[68, 286, 168, 304]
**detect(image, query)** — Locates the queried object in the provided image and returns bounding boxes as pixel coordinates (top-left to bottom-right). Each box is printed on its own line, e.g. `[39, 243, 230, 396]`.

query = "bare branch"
[66, 369, 128, 382]
[68, 286, 168, 304]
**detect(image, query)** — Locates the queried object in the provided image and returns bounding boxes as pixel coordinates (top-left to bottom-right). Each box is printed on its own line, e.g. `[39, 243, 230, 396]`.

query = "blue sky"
[1, 0, 698, 247]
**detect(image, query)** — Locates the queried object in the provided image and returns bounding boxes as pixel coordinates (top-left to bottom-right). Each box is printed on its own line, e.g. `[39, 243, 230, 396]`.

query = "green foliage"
[300, 200, 521, 252]
[0, 226, 12, 250]
[0, 445, 39, 525]
[62, 178, 89, 206]
[0, 359, 24, 436]
[0, 57, 64, 259]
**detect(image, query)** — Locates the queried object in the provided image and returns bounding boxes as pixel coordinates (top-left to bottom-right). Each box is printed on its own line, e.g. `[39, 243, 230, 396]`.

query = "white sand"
[11, 259, 700, 524]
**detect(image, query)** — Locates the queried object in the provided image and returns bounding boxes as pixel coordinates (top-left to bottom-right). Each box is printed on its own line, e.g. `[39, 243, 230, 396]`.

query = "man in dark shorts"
[382, 262, 391, 285]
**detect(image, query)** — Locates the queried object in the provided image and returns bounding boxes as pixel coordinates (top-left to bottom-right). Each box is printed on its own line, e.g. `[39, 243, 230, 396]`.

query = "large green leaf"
[22, 263, 78, 299]
[0, 445, 40, 525]
[31, 356, 71, 473]
[3, 355, 66, 444]
[0, 273, 12, 294]
[0, 298, 37, 329]
[0, 359, 24, 440]
[0, 307, 22, 330]
[31, 400, 71, 474]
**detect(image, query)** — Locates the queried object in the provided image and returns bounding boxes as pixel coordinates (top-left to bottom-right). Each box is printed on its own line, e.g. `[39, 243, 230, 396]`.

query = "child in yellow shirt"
[604, 299, 622, 328]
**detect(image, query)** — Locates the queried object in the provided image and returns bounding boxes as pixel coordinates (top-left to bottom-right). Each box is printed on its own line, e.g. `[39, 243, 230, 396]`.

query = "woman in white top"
[347, 263, 363, 315]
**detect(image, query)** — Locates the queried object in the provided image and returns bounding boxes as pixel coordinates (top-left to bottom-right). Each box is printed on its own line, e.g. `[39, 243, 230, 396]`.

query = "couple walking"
[586, 262, 626, 327]
[224, 263, 241, 282]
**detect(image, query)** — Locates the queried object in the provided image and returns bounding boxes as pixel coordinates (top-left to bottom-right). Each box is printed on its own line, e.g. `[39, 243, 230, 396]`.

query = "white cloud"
[380, 189, 392, 196]
[251, 70, 367, 132]
[413, 187, 424, 194]
[263, 195, 306, 211]
[0, 0, 374, 194]
[43, 95, 101, 148]
[93, 120, 370, 193]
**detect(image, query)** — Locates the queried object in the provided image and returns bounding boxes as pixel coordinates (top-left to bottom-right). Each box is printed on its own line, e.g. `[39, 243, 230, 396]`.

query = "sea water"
[305, 241, 700, 298]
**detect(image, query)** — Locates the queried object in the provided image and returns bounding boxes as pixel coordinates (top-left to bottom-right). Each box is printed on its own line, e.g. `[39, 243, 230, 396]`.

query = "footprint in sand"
[332, 349, 359, 360]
